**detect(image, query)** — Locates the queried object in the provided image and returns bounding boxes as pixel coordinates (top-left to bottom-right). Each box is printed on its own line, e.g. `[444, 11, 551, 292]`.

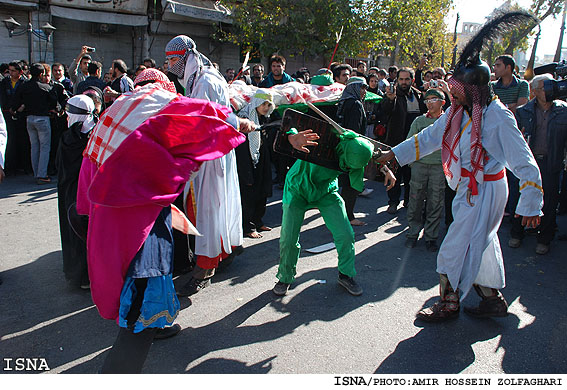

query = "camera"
[429, 80, 439, 88]
[534, 61, 567, 101]
[86, 47, 96, 53]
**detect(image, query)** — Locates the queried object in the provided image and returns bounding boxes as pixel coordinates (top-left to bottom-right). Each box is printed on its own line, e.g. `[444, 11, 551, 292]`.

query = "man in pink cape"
[76, 69, 254, 373]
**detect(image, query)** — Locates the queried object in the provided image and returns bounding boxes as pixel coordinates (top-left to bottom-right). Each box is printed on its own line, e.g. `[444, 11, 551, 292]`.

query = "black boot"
[464, 285, 508, 318]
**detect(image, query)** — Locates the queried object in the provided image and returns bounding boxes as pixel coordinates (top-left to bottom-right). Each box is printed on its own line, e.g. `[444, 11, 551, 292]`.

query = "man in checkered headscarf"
[377, 11, 543, 322]
[165, 35, 244, 296]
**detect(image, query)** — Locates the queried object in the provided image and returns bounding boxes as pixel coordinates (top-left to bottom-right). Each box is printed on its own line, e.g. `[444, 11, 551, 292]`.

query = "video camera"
[534, 61, 567, 101]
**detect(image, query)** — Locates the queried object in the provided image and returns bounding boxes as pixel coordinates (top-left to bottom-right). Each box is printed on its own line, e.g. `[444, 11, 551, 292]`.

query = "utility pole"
[554, 0, 567, 62]
[451, 13, 460, 70]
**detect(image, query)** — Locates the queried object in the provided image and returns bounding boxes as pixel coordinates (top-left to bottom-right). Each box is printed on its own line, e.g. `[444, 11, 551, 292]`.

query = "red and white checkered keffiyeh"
[133, 68, 177, 94]
[442, 77, 485, 195]
[84, 84, 179, 167]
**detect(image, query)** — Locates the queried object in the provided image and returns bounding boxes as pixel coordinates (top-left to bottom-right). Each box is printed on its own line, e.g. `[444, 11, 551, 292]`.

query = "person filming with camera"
[508, 74, 567, 255]
[69, 45, 94, 94]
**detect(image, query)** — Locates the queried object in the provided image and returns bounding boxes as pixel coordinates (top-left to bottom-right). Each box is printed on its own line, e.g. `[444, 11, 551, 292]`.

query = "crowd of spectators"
[0, 47, 566, 258]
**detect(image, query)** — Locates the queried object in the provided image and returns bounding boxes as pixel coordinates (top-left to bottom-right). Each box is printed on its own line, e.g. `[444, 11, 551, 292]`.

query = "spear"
[327, 26, 344, 69]
[229, 51, 250, 85]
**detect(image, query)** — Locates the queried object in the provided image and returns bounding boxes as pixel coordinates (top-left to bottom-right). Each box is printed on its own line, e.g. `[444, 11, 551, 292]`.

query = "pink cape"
[76, 97, 245, 320]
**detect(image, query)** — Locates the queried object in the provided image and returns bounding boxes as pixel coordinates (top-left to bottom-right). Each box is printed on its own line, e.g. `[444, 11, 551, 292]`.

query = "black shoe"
[176, 277, 211, 297]
[425, 240, 438, 252]
[405, 238, 417, 248]
[272, 281, 290, 296]
[464, 297, 508, 318]
[154, 324, 182, 340]
[338, 273, 362, 296]
[387, 204, 398, 214]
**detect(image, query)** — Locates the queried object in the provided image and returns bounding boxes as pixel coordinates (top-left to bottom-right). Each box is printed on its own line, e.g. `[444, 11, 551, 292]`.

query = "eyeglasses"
[424, 98, 442, 103]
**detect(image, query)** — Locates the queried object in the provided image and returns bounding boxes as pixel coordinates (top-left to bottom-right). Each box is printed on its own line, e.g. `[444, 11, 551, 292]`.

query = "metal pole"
[451, 13, 460, 69]
[554, 0, 567, 62]
[27, 11, 32, 64]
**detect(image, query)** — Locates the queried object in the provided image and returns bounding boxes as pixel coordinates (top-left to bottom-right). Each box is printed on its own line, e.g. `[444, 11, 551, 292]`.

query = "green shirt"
[406, 114, 442, 165]
[283, 160, 340, 205]
[491, 75, 529, 106]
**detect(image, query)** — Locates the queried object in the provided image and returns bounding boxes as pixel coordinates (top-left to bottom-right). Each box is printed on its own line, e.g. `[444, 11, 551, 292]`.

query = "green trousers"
[277, 191, 356, 284]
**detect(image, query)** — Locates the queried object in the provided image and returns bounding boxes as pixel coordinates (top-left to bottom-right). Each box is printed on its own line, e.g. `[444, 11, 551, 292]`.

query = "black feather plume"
[458, 10, 538, 66]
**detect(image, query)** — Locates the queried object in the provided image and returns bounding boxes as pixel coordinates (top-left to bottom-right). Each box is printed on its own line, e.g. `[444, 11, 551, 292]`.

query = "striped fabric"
[491, 76, 529, 106]
[84, 84, 178, 167]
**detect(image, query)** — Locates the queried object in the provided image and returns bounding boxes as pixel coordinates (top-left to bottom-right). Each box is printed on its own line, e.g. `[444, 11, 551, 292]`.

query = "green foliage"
[366, 0, 454, 67]
[217, 0, 371, 62]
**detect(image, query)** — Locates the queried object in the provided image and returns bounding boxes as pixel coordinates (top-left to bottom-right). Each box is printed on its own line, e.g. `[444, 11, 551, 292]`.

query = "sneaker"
[360, 188, 374, 197]
[176, 277, 211, 296]
[405, 237, 417, 248]
[272, 281, 290, 296]
[387, 204, 398, 214]
[508, 238, 522, 248]
[154, 324, 182, 340]
[425, 240, 439, 252]
[338, 273, 363, 296]
[535, 243, 549, 255]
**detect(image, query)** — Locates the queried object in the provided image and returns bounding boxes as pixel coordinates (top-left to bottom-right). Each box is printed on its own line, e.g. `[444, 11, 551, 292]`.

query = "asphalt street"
[1, 173, 566, 375]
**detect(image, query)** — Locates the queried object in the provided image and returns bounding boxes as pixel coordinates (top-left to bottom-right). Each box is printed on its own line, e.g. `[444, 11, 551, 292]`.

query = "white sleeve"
[483, 102, 543, 217]
[0, 111, 7, 168]
[392, 110, 448, 166]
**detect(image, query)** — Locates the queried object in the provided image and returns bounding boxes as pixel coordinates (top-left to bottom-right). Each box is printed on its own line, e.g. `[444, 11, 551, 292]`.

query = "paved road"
[1, 174, 566, 375]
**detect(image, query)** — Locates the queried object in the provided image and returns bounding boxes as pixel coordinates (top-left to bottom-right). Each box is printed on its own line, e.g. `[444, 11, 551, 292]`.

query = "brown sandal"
[258, 226, 272, 232]
[245, 231, 262, 239]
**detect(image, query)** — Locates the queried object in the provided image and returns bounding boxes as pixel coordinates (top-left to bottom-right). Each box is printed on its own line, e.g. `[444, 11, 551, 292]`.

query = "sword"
[306, 101, 344, 135]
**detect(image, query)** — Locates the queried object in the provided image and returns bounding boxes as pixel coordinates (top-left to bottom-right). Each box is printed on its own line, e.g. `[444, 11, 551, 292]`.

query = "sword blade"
[306, 101, 344, 135]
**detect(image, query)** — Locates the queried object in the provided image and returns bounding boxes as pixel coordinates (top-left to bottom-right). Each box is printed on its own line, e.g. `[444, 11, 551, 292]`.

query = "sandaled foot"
[416, 300, 459, 322]
[245, 231, 262, 239]
[258, 226, 272, 232]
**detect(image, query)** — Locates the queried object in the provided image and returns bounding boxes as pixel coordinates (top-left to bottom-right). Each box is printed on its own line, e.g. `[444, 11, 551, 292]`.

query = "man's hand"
[288, 130, 319, 153]
[418, 55, 428, 70]
[438, 80, 450, 96]
[376, 150, 395, 165]
[517, 214, 541, 229]
[103, 86, 119, 99]
[382, 167, 396, 190]
[385, 85, 396, 101]
[0, 167, 5, 183]
[238, 118, 256, 134]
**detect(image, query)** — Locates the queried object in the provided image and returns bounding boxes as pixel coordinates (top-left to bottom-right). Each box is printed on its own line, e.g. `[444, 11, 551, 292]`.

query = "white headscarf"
[66, 95, 96, 134]
[237, 90, 274, 165]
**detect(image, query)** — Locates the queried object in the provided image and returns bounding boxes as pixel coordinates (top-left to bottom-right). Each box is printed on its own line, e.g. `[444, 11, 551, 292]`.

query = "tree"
[216, 0, 372, 65]
[366, 0, 454, 68]
[502, 0, 564, 54]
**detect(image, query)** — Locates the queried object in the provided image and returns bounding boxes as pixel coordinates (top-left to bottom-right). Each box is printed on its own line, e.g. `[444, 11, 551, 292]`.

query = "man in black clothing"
[11, 63, 57, 183]
[381, 67, 427, 214]
[76, 61, 107, 95]
[0, 61, 30, 175]
[104, 59, 133, 104]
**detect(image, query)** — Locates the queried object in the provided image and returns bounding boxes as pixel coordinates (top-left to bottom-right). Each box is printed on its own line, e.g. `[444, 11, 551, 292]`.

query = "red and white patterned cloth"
[228, 80, 345, 112]
[84, 84, 178, 167]
[442, 77, 485, 195]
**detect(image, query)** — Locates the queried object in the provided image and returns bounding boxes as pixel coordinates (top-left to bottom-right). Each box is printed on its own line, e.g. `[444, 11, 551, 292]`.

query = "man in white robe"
[165, 35, 244, 295]
[378, 17, 542, 320]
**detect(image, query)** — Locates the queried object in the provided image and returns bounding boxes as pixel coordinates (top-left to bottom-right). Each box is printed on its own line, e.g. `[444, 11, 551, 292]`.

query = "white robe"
[0, 111, 6, 169]
[393, 100, 543, 299]
[183, 64, 243, 258]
